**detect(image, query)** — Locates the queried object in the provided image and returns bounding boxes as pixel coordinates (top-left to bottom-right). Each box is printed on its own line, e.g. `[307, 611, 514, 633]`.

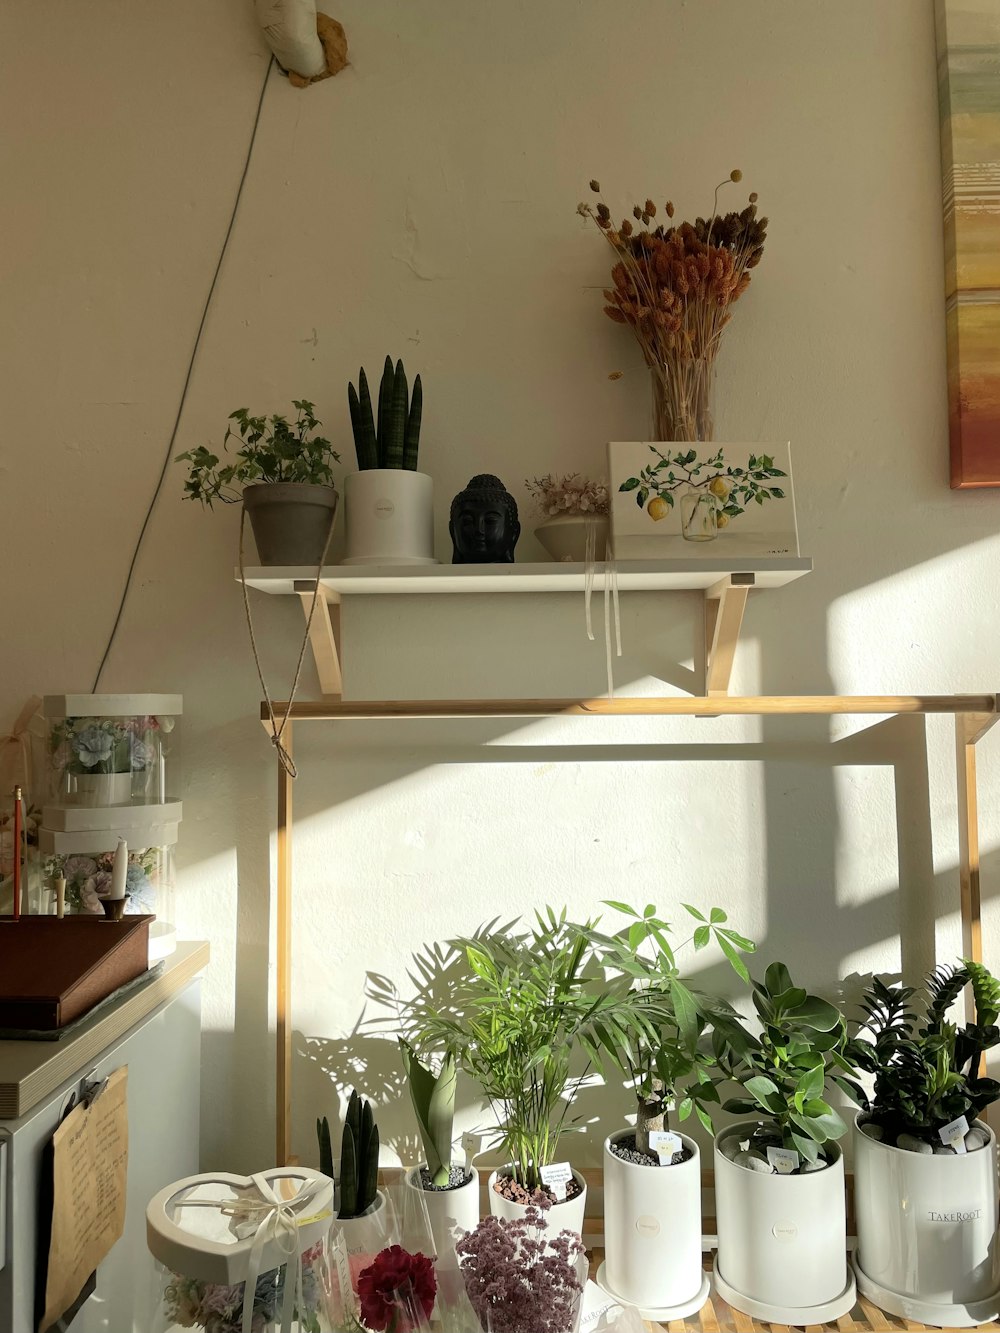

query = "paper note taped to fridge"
[42, 1066, 128, 1333]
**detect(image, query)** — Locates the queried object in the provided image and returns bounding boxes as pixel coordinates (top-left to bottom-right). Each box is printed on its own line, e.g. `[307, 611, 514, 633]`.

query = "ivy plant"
[715, 962, 863, 1165]
[847, 960, 1000, 1143]
[176, 400, 339, 506]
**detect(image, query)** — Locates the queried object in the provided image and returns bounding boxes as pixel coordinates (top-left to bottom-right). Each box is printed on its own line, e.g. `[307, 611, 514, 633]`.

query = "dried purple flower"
[456, 1210, 585, 1333]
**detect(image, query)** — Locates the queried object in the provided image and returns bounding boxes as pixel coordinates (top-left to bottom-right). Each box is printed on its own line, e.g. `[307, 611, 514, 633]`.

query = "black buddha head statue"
[449, 474, 520, 564]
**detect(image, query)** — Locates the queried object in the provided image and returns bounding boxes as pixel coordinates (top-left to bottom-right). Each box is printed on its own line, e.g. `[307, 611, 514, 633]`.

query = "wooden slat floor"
[583, 1253, 1000, 1333]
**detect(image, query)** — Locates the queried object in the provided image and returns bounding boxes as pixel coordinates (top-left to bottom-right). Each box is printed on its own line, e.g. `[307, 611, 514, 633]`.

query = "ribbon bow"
[176, 1173, 328, 1333]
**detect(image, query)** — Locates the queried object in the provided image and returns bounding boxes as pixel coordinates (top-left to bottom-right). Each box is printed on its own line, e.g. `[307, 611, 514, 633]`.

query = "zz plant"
[588, 901, 755, 1153]
[177, 400, 339, 506]
[317, 1087, 380, 1219]
[848, 960, 1000, 1146]
[715, 962, 863, 1167]
[348, 357, 422, 470]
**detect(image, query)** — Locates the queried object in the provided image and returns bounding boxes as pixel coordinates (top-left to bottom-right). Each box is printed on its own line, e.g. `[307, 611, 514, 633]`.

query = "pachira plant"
[399, 1040, 458, 1188]
[715, 962, 863, 1166]
[587, 901, 755, 1153]
[406, 908, 658, 1192]
[176, 400, 340, 506]
[847, 961, 1000, 1144]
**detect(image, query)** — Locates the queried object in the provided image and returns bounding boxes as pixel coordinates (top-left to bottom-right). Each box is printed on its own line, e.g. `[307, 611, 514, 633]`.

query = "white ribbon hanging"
[175, 1173, 327, 1333]
[583, 519, 621, 697]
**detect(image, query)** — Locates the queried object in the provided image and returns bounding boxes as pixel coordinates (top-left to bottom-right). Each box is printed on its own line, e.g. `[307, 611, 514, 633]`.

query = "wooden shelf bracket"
[294, 580, 341, 699]
[704, 574, 753, 696]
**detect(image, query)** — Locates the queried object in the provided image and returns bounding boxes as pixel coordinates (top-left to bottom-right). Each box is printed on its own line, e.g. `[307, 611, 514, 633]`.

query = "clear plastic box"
[43, 693, 182, 808]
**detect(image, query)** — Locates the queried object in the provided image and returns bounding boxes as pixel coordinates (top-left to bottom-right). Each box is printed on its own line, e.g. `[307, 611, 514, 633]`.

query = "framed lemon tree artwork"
[608, 441, 799, 559]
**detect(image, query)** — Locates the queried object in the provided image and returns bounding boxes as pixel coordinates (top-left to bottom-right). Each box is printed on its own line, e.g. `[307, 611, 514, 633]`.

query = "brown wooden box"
[0, 915, 152, 1030]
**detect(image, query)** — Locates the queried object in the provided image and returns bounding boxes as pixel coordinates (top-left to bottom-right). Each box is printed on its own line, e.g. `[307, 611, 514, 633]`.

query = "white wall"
[3, 0, 999, 1172]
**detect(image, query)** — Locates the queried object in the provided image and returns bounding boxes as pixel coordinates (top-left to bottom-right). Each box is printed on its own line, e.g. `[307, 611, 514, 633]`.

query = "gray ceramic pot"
[242, 482, 339, 566]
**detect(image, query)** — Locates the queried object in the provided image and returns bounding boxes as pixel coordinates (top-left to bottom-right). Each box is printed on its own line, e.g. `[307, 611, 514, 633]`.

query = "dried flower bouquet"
[578, 172, 767, 442]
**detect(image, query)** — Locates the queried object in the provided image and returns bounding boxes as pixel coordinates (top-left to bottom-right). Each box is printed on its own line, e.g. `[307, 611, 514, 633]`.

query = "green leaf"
[682, 904, 707, 923]
[603, 900, 638, 917]
[693, 925, 711, 950]
[764, 962, 793, 997]
[619, 477, 640, 492]
[745, 1075, 780, 1108]
[796, 1064, 825, 1102]
[709, 907, 727, 924]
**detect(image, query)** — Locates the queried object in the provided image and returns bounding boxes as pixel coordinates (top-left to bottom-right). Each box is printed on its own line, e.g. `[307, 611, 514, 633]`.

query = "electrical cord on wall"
[91, 55, 275, 692]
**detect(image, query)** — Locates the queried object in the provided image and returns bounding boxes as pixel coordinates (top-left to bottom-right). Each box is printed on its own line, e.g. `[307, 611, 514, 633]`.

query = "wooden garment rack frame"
[263, 693, 999, 1169]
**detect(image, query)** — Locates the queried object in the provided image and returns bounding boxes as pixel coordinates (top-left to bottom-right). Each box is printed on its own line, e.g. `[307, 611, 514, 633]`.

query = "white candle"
[109, 837, 128, 901]
[55, 876, 66, 918]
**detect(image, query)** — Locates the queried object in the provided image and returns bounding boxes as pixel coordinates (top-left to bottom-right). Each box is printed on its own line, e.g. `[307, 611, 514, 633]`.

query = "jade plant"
[588, 902, 756, 1154]
[317, 1088, 380, 1219]
[176, 401, 339, 506]
[847, 961, 1000, 1147]
[715, 962, 863, 1169]
[348, 357, 422, 471]
[400, 1041, 459, 1187]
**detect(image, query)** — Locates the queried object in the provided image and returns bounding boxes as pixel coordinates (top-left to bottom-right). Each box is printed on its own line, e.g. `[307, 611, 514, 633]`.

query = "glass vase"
[651, 358, 716, 443]
[680, 489, 718, 543]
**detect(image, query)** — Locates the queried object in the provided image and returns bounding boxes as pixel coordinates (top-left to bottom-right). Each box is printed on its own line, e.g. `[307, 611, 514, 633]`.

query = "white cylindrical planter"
[331, 1190, 388, 1258]
[404, 1165, 480, 1256]
[854, 1115, 1000, 1326]
[487, 1166, 587, 1239]
[595, 1129, 709, 1320]
[713, 1123, 855, 1324]
[343, 469, 436, 565]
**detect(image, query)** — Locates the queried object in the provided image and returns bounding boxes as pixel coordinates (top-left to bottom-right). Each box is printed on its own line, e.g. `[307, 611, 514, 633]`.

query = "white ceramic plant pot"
[404, 1165, 480, 1256]
[487, 1166, 587, 1239]
[534, 515, 609, 563]
[595, 1129, 709, 1320]
[330, 1190, 388, 1259]
[65, 771, 133, 806]
[853, 1115, 1000, 1326]
[343, 469, 437, 565]
[713, 1123, 856, 1324]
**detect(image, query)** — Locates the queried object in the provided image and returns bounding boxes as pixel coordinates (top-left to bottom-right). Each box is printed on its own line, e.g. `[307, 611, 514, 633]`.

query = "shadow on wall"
[267, 703, 976, 1172]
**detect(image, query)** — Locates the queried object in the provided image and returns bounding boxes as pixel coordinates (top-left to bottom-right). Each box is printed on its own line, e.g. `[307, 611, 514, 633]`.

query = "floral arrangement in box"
[163, 1238, 327, 1333]
[50, 715, 159, 777]
[524, 474, 610, 518]
[43, 846, 159, 914]
[456, 1208, 586, 1333]
[578, 172, 767, 443]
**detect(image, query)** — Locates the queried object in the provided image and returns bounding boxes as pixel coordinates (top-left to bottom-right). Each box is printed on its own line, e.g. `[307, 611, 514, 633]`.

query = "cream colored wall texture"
[2, 0, 999, 1171]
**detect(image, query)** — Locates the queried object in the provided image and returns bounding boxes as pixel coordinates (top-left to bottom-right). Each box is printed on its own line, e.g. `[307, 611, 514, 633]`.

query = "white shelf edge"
[237, 556, 813, 596]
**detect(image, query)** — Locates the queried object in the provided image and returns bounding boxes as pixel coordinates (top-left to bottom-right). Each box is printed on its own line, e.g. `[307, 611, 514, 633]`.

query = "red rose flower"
[356, 1245, 437, 1332]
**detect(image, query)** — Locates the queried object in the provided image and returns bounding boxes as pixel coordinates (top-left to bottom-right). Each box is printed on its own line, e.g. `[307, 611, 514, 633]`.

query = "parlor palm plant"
[406, 908, 662, 1193]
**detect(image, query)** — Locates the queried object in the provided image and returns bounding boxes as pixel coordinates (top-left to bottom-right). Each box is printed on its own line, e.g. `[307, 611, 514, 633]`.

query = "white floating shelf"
[238, 556, 812, 597]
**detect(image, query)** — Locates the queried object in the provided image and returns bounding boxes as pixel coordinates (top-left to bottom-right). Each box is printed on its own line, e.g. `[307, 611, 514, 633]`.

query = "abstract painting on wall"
[936, 0, 1000, 487]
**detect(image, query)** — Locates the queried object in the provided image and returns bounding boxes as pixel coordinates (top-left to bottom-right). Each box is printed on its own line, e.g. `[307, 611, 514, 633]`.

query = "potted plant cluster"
[344, 356, 436, 566]
[398, 1040, 480, 1258]
[523, 473, 610, 562]
[405, 908, 658, 1241]
[710, 962, 863, 1324]
[177, 399, 340, 566]
[589, 901, 754, 1320]
[848, 960, 1000, 1326]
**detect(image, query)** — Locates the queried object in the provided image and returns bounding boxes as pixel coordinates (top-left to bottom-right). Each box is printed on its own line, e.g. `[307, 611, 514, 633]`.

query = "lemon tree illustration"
[619, 446, 786, 527]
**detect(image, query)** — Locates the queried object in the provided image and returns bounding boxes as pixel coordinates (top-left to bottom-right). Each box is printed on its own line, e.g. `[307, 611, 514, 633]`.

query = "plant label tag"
[540, 1161, 573, 1201]
[767, 1146, 800, 1174]
[462, 1131, 482, 1167]
[940, 1115, 969, 1154]
[332, 1230, 356, 1318]
[648, 1131, 682, 1165]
